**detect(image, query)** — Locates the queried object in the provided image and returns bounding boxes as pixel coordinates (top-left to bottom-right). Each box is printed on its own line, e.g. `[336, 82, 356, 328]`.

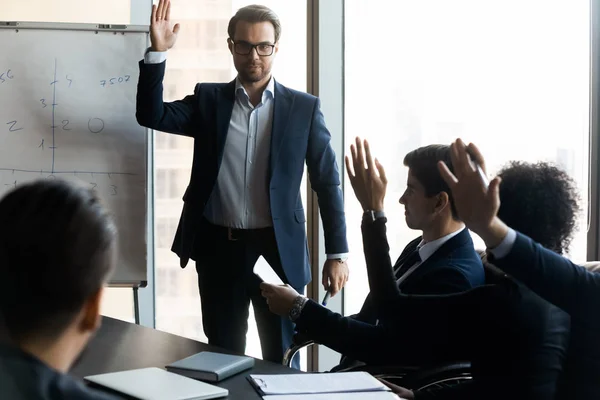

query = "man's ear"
[434, 191, 450, 215]
[80, 287, 104, 334]
[227, 38, 234, 55]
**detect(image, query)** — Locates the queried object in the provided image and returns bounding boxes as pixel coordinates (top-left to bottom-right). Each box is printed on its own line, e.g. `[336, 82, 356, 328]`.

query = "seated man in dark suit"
[0, 180, 119, 400]
[263, 144, 573, 399]
[349, 139, 484, 334]
[437, 139, 600, 400]
[340, 139, 484, 369]
[262, 139, 485, 364]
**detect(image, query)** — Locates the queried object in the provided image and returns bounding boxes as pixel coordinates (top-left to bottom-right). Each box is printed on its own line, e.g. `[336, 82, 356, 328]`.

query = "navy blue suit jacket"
[356, 223, 485, 324]
[136, 61, 348, 288]
[490, 232, 600, 400]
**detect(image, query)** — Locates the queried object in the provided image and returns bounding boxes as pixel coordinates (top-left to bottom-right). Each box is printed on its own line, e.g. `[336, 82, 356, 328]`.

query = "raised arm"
[135, 0, 199, 136]
[491, 230, 600, 326]
[438, 138, 600, 328]
[360, 218, 403, 305]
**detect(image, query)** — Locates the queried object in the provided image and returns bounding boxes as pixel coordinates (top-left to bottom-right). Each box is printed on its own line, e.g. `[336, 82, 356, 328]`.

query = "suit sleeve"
[294, 300, 423, 365]
[305, 98, 348, 254]
[490, 232, 600, 327]
[136, 60, 201, 137]
[361, 218, 401, 308]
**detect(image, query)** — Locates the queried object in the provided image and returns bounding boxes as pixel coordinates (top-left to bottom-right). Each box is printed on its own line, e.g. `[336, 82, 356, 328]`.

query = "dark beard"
[239, 66, 268, 83]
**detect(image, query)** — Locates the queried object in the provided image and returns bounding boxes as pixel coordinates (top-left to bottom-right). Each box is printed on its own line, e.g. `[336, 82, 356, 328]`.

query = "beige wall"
[3, 0, 130, 24]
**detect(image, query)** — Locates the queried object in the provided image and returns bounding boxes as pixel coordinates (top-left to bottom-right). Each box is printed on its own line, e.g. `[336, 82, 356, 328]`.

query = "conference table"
[71, 317, 303, 399]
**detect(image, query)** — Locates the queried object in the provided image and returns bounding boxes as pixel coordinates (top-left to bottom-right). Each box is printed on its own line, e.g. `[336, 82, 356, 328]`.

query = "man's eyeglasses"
[230, 40, 275, 56]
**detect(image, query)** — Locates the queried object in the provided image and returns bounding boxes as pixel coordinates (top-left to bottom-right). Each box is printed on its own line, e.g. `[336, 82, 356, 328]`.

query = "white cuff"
[327, 253, 349, 261]
[144, 47, 167, 64]
[487, 228, 517, 259]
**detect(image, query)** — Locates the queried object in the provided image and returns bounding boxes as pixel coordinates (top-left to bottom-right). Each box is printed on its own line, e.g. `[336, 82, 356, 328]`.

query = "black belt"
[205, 221, 272, 241]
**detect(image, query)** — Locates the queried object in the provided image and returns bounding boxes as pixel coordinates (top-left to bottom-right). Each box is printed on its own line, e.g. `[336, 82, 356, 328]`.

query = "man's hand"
[345, 137, 387, 212]
[260, 283, 301, 317]
[322, 259, 349, 297]
[437, 139, 507, 247]
[150, 0, 181, 52]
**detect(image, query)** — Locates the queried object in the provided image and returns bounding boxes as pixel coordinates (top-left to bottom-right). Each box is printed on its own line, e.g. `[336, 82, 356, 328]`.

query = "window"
[153, 0, 307, 365]
[343, 0, 590, 315]
[155, 169, 168, 199]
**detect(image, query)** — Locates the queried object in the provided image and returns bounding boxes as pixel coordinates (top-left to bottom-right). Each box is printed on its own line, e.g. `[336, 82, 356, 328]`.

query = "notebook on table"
[84, 367, 228, 400]
[248, 371, 391, 396]
[263, 393, 403, 400]
[166, 351, 255, 382]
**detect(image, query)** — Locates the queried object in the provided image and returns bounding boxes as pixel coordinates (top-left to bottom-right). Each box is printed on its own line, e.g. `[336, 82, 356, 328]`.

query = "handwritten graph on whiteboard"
[0, 26, 148, 285]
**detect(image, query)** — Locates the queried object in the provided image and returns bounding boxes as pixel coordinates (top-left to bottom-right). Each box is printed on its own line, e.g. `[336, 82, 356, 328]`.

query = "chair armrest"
[401, 361, 472, 390]
[283, 338, 316, 367]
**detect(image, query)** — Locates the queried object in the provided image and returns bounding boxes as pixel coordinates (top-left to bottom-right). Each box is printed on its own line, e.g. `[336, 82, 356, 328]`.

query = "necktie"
[394, 248, 422, 279]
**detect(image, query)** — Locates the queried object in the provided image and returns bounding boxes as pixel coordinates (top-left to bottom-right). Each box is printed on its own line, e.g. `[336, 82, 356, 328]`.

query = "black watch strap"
[363, 210, 386, 223]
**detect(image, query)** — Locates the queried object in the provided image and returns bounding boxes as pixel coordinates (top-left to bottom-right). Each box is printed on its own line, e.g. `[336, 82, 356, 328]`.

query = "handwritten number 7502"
[100, 75, 130, 87]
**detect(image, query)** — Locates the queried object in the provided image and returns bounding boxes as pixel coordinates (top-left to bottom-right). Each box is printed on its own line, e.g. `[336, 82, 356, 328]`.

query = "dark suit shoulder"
[276, 82, 316, 100]
[274, 81, 319, 109]
[0, 345, 118, 400]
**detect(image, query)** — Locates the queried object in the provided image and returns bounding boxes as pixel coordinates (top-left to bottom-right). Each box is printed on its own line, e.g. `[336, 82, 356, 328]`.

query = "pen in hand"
[322, 290, 331, 306]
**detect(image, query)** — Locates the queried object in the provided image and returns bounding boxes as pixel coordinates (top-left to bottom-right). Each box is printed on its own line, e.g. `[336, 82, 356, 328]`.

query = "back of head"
[228, 4, 281, 42]
[497, 161, 579, 254]
[0, 179, 117, 342]
[403, 144, 458, 219]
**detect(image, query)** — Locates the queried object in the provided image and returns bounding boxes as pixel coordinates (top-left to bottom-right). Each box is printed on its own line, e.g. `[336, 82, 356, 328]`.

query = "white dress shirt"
[203, 77, 275, 229]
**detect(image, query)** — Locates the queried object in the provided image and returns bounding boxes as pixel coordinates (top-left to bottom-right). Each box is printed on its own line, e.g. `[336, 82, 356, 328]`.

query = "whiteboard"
[0, 23, 149, 286]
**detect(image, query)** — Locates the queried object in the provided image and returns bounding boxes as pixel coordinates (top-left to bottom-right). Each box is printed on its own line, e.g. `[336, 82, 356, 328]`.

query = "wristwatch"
[288, 295, 309, 321]
[332, 257, 348, 263]
[362, 209, 386, 223]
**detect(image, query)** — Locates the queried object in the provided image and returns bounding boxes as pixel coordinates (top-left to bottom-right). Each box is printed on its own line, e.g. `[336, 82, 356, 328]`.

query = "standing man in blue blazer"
[135, 0, 349, 367]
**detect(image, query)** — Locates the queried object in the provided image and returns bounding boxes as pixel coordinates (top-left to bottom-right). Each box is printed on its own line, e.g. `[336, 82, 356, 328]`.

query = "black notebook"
[166, 351, 255, 382]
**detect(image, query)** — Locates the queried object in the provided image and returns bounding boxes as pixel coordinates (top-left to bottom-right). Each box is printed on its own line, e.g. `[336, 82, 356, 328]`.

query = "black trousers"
[194, 219, 301, 368]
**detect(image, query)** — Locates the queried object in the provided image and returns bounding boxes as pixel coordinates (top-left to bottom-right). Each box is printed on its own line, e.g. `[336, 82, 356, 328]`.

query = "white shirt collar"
[417, 226, 466, 263]
[235, 76, 275, 103]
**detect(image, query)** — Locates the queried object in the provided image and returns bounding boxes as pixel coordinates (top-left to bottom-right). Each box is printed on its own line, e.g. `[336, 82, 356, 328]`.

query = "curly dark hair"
[497, 161, 580, 254]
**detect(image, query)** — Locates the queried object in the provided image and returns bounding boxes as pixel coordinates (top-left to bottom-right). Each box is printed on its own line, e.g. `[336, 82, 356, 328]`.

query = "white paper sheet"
[249, 372, 389, 395]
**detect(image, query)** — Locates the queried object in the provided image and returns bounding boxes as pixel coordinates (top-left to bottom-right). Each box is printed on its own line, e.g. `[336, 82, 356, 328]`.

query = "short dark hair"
[403, 144, 458, 219]
[228, 4, 282, 43]
[0, 180, 117, 341]
[497, 161, 580, 254]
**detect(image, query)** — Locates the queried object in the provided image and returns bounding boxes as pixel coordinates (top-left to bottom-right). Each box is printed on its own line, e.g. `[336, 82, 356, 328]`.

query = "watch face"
[290, 307, 300, 320]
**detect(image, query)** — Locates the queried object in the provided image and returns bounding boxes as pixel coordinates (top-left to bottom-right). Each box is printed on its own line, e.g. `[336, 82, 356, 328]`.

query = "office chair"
[283, 335, 471, 390]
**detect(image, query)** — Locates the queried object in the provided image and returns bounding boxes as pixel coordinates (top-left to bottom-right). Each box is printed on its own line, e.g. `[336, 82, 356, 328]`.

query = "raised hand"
[437, 139, 503, 239]
[150, 0, 181, 52]
[345, 137, 388, 212]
